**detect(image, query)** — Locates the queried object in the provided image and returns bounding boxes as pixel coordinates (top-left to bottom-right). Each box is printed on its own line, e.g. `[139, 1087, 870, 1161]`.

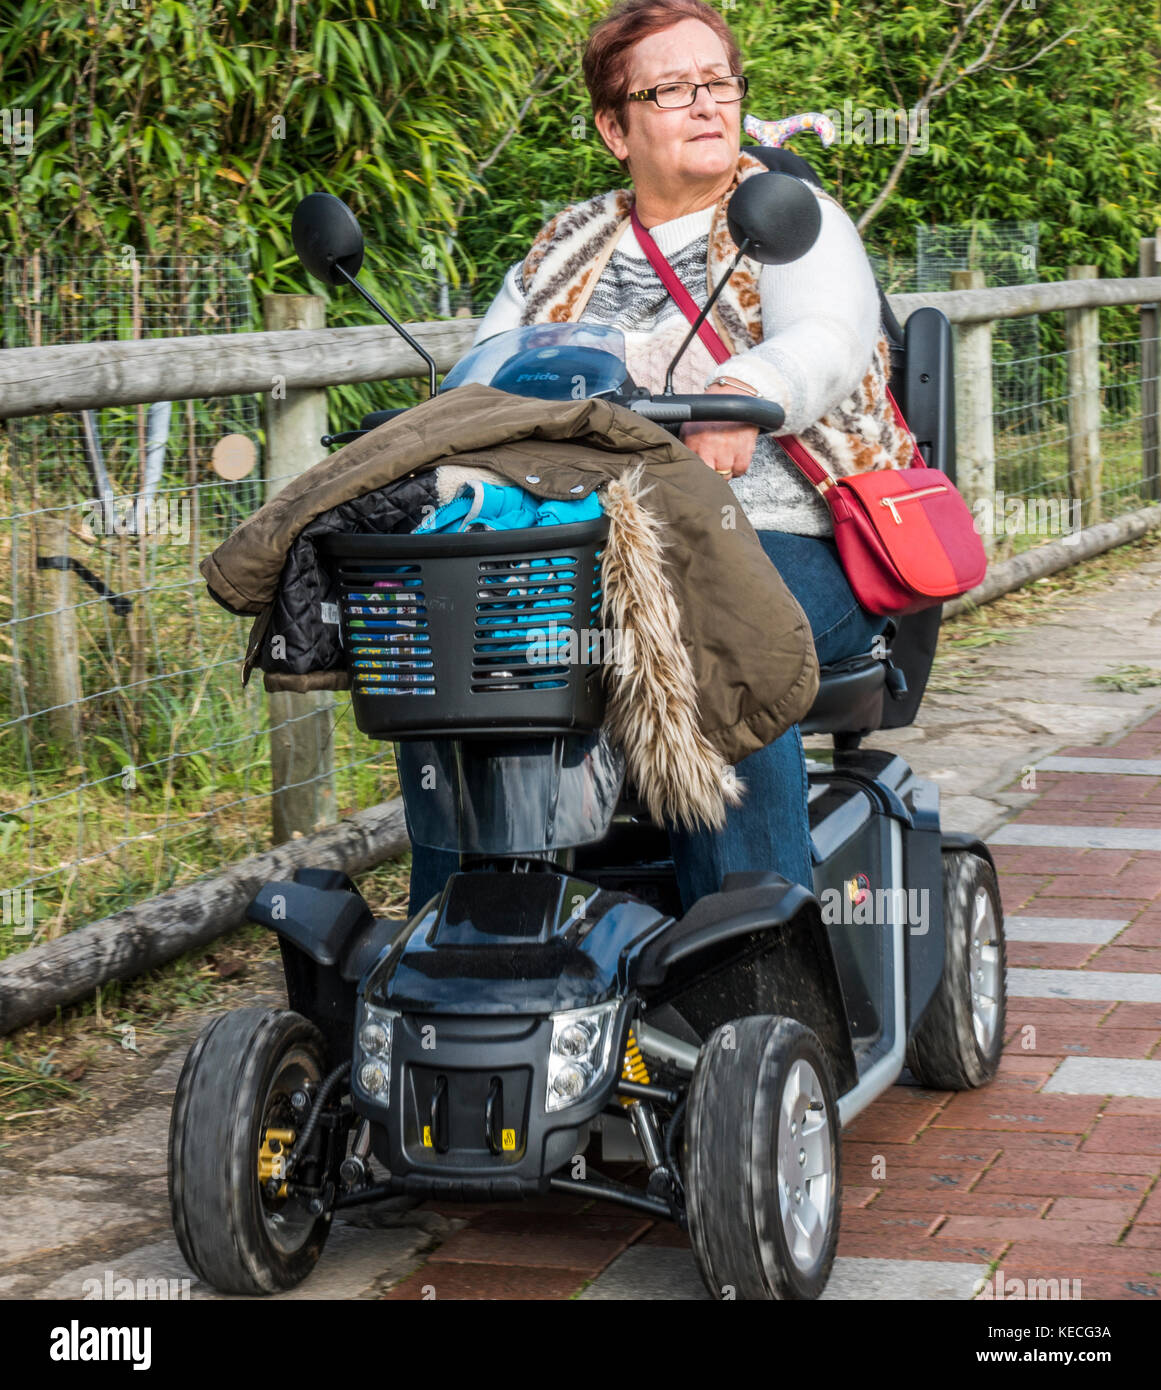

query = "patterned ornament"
[743, 111, 837, 150]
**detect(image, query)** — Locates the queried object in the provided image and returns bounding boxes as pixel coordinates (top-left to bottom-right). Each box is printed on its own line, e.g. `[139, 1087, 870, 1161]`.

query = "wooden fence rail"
[0, 319, 475, 420]
[2, 276, 1160, 421]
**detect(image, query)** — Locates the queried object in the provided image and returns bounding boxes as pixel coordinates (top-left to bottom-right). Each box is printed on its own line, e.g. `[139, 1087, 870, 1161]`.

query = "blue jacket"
[414, 479, 603, 534]
[411, 481, 604, 673]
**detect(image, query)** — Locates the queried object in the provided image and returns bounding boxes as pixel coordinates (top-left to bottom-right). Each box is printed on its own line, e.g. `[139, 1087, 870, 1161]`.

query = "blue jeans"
[405, 531, 887, 917]
[667, 531, 887, 912]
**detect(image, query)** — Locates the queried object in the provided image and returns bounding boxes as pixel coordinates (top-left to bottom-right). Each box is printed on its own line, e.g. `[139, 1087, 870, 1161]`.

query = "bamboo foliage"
[4, 1, 1157, 328]
[454, 0, 1161, 299]
[0, 0, 599, 327]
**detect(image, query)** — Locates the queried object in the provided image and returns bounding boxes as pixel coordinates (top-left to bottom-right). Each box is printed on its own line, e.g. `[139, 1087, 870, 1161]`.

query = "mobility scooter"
[169, 167, 1006, 1300]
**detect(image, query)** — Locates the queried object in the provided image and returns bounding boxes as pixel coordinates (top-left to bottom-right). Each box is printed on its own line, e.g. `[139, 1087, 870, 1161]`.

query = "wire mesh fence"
[873, 221, 1159, 552]
[0, 255, 402, 956]
[1100, 334, 1157, 515]
[876, 221, 1044, 448]
[984, 323, 1159, 552]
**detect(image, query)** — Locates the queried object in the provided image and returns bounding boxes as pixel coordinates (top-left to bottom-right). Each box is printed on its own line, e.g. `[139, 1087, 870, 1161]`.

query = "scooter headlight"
[359, 1061, 389, 1095]
[355, 1002, 398, 1106]
[546, 1001, 620, 1113]
[359, 1021, 390, 1056]
[556, 1022, 597, 1057]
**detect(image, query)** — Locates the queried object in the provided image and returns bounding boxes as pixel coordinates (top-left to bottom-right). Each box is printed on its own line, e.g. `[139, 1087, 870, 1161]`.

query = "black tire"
[906, 850, 1006, 1089]
[684, 1016, 841, 1301]
[168, 1007, 334, 1295]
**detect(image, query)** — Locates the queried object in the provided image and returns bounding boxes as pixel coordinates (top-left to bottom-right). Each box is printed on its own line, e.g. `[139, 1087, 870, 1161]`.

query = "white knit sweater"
[473, 194, 882, 535]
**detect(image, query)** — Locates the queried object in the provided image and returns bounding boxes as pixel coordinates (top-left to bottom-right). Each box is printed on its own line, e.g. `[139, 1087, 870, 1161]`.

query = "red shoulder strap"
[777, 392, 926, 485]
[630, 205, 731, 367]
[630, 202, 925, 480]
[885, 386, 927, 468]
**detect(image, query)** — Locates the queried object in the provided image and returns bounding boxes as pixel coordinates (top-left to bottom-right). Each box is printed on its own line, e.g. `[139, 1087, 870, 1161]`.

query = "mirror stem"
[662, 236, 752, 396]
[333, 263, 439, 396]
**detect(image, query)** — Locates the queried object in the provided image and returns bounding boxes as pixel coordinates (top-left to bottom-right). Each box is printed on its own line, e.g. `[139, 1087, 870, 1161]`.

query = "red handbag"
[631, 207, 987, 615]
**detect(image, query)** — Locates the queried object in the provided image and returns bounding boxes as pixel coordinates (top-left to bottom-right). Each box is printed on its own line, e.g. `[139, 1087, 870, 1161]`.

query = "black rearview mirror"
[290, 192, 438, 396]
[727, 172, 822, 265]
[291, 192, 366, 286]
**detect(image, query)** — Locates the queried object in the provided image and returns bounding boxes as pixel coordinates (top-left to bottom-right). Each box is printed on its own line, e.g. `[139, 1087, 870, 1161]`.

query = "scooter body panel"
[807, 748, 949, 1118]
[357, 1008, 635, 1196]
[344, 863, 857, 1184]
[811, 755, 946, 1029]
[363, 871, 669, 1015]
[249, 742, 957, 1184]
[349, 871, 664, 1190]
[636, 879, 859, 1096]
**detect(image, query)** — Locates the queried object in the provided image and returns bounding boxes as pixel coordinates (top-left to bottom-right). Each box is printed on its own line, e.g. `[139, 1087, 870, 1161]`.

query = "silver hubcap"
[969, 886, 1001, 1053]
[776, 1059, 833, 1272]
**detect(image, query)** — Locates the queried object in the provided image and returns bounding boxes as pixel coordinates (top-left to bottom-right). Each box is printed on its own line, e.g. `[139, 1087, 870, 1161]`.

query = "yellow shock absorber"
[257, 1127, 296, 1198]
[620, 1028, 650, 1105]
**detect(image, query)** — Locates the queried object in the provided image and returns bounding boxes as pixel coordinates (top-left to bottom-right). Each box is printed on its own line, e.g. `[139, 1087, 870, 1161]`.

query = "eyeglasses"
[627, 74, 748, 109]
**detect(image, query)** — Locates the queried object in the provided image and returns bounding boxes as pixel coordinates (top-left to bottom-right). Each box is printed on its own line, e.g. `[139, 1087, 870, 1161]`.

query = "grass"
[0, 401, 406, 955]
[989, 418, 1151, 562]
[1092, 665, 1161, 694]
[0, 1043, 86, 1123]
[0, 858, 416, 1138]
[0, 515, 402, 956]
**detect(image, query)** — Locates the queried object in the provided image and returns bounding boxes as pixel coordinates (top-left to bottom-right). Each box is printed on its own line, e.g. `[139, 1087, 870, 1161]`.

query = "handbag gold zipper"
[880, 484, 947, 524]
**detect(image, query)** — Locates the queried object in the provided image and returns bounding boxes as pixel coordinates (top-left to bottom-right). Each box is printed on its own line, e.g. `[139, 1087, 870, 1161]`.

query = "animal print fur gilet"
[518, 150, 913, 480]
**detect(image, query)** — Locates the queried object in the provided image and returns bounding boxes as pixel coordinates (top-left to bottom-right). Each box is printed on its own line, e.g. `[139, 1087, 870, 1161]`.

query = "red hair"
[582, 0, 744, 166]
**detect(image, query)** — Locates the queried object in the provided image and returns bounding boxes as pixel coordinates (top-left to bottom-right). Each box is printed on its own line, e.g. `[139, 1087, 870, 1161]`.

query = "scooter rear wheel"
[685, 1015, 841, 1300]
[168, 1007, 334, 1295]
[905, 850, 1006, 1089]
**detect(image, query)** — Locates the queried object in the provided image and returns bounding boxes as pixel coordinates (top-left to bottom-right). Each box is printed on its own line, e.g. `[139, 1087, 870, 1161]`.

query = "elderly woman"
[409, 0, 909, 916]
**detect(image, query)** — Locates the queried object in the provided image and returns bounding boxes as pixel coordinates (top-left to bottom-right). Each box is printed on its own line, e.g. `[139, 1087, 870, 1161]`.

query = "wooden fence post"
[1066, 265, 1102, 527]
[263, 295, 337, 845]
[951, 270, 996, 553]
[34, 513, 83, 748]
[1142, 231, 1161, 502]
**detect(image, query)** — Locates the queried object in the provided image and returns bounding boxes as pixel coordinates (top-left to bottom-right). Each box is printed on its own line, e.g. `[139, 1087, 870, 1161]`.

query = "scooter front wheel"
[685, 1015, 841, 1300]
[168, 1007, 334, 1295]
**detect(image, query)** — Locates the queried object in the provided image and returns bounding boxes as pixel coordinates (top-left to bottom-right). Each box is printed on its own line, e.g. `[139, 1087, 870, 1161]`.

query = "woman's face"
[595, 18, 741, 189]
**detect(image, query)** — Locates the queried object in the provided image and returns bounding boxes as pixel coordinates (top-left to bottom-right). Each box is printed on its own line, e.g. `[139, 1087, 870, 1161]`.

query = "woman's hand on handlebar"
[678, 382, 760, 479]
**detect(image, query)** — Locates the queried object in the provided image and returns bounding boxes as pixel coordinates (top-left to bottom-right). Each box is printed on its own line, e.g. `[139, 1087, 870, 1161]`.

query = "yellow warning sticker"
[502, 1128, 516, 1151]
[422, 1125, 432, 1148]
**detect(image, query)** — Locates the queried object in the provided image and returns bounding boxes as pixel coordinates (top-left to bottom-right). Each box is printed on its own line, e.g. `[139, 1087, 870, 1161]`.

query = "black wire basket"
[317, 517, 611, 739]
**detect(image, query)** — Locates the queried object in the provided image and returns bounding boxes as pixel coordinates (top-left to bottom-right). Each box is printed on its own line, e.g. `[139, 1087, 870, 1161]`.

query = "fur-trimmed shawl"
[518, 150, 914, 480]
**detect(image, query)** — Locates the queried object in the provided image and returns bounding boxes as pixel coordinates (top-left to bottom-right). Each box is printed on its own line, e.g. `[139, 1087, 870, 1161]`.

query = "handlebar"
[322, 392, 784, 449]
[627, 393, 785, 433]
